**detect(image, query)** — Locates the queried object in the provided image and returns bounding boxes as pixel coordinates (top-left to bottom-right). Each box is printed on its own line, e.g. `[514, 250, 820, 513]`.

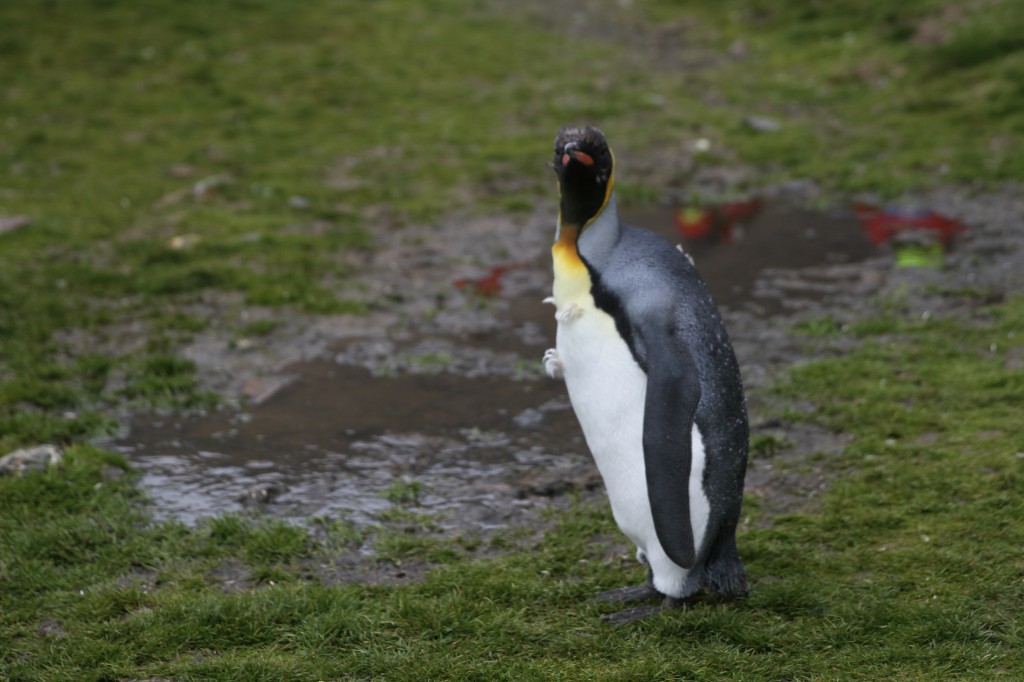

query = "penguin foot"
[543, 348, 564, 379]
[593, 583, 661, 605]
[600, 603, 664, 625]
[555, 302, 583, 323]
[600, 595, 689, 626]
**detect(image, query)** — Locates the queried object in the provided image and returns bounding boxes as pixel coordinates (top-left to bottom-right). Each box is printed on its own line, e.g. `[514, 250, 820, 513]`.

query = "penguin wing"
[636, 312, 701, 570]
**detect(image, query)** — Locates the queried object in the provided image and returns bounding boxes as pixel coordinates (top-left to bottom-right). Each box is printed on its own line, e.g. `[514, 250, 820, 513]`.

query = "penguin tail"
[702, 535, 749, 599]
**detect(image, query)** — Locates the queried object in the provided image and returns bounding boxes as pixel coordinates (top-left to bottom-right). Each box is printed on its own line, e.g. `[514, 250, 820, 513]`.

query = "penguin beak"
[569, 150, 595, 166]
[560, 142, 595, 168]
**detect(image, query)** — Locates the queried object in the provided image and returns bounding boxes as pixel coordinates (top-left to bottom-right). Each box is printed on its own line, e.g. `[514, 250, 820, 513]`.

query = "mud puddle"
[622, 201, 880, 313]
[113, 198, 954, 531]
[117, 360, 587, 528]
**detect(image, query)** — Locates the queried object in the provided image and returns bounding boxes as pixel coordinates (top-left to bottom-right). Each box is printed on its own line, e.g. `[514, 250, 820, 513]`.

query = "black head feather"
[553, 125, 614, 226]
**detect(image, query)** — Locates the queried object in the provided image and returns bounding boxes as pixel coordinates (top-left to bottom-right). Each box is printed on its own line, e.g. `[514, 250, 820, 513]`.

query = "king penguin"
[543, 125, 749, 624]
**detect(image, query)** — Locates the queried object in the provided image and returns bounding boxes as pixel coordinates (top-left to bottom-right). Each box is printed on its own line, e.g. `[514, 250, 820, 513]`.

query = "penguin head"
[553, 125, 614, 227]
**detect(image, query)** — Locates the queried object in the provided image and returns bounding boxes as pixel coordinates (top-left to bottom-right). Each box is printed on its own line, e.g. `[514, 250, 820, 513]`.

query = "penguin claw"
[593, 583, 661, 605]
[600, 595, 689, 626]
[555, 302, 583, 323]
[600, 603, 665, 625]
[543, 348, 564, 380]
[542, 296, 556, 305]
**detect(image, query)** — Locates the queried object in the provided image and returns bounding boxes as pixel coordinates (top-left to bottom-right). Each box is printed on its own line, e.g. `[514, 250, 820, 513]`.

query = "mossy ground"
[655, 0, 1024, 192]
[3, 296, 1022, 679]
[3, 0, 1023, 446]
[1, 1, 1022, 679]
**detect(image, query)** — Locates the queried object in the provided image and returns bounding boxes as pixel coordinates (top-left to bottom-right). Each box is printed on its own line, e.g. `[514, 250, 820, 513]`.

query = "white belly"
[556, 304, 709, 598]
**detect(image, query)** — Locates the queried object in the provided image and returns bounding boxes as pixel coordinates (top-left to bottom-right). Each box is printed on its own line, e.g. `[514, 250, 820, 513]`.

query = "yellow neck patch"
[551, 222, 590, 307]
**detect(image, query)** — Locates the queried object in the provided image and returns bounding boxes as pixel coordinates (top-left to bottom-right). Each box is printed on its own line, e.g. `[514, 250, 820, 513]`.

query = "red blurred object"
[675, 206, 714, 238]
[674, 198, 762, 244]
[454, 264, 520, 297]
[720, 198, 763, 222]
[852, 203, 967, 246]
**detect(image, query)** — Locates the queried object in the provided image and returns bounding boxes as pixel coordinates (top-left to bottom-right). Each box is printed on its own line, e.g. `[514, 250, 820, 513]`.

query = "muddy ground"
[107, 176, 1023, 590]
[105, 0, 1024, 568]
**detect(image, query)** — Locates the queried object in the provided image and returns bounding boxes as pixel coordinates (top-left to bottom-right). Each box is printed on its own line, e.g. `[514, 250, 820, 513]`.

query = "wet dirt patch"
[111, 185, 1023, 567]
[117, 358, 587, 529]
[622, 200, 880, 313]
[119, 200, 851, 525]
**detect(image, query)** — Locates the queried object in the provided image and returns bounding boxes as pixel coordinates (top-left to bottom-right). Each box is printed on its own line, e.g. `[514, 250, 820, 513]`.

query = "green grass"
[650, 0, 1024, 191]
[3, 297, 1022, 680]
[0, 0, 702, 446]
[2, 1, 1024, 679]
[3, 0, 1023, 447]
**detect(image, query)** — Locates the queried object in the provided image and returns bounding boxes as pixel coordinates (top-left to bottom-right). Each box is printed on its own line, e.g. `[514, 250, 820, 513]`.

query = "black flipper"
[636, 314, 701, 570]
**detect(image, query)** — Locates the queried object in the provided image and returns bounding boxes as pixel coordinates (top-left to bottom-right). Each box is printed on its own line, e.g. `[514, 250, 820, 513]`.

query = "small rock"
[0, 215, 31, 235]
[289, 195, 311, 209]
[691, 138, 712, 153]
[743, 115, 782, 133]
[516, 470, 603, 498]
[512, 408, 544, 428]
[167, 233, 201, 250]
[0, 445, 63, 477]
[101, 463, 127, 481]
[36, 619, 67, 638]
[166, 163, 197, 178]
[233, 337, 257, 351]
[237, 484, 283, 506]
[242, 374, 298, 405]
[192, 173, 231, 199]
[775, 178, 818, 198]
